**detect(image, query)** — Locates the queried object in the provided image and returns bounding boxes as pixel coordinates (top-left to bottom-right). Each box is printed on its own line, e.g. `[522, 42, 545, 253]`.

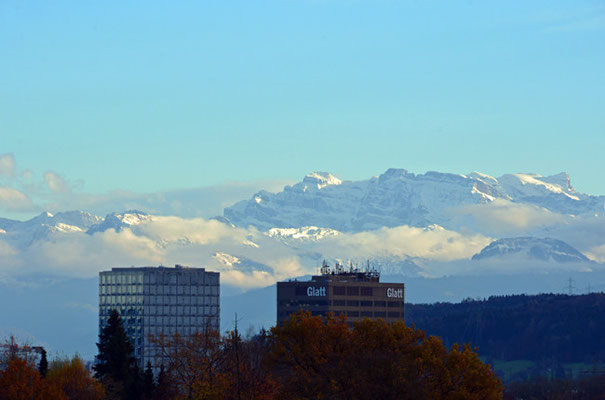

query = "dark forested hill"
[405, 293, 605, 363]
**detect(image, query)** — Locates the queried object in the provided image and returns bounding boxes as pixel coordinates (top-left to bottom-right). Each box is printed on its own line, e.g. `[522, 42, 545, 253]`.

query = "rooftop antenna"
[321, 260, 331, 275]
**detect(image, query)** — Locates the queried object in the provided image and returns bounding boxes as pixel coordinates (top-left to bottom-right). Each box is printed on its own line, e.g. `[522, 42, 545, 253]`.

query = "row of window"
[332, 286, 375, 296]
[100, 306, 219, 317]
[141, 325, 220, 339]
[100, 295, 219, 306]
[99, 273, 218, 286]
[279, 300, 404, 308]
[99, 284, 219, 296]
[332, 311, 402, 318]
[101, 320, 219, 334]
[143, 316, 219, 326]
[284, 311, 403, 319]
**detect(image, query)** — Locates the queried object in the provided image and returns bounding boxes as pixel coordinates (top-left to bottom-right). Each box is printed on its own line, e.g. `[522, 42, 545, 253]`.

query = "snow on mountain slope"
[224, 169, 604, 232]
[86, 210, 151, 234]
[498, 173, 579, 200]
[266, 226, 341, 241]
[471, 237, 591, 263]
[212, 252, 274, 273]
[0, 211, 102, 248]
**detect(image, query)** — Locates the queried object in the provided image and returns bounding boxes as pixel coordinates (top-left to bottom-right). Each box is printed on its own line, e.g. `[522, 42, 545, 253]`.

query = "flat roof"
[102, 265, 212, 273]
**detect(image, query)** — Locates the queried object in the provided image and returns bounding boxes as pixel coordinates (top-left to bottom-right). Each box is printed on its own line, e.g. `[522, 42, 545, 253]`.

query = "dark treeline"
[504, 374, 605, 400]
[406, 293, 605, 363]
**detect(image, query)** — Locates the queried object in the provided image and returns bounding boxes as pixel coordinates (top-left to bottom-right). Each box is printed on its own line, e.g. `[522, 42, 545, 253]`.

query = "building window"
[360, 287, 373, 296]
[333, 300, 345, 306]
[388, 312, 400, 318]
[374, 301, 386, 307]
[333, 286, 346, 296]
[374, 311, 386, 318]
[361, 311, 372, 317]
[360, 301, 373, 307]
[346, 287, 359, 296]
[388, 301, 400, 308]
[346, 300, 359, 307]
[347, 311, 359, 317]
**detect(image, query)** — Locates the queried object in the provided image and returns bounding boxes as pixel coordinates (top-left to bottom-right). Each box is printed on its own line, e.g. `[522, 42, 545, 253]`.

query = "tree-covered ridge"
[406, 293, 605, 363]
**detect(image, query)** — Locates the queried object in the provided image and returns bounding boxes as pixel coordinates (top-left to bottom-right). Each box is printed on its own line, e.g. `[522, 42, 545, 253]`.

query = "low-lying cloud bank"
[0, 216, 497, 288]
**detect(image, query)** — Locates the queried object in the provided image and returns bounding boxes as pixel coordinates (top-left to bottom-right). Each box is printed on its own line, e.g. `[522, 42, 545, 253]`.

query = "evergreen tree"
[93, 309, 139, 400]
[128, 363, 143, 400]
[38, 348, 48, 378]
[142, 362, 155, 399]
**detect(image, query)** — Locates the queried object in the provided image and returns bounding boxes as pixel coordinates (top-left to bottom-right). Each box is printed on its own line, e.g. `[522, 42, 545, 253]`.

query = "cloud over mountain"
[1, 168, 605, 289]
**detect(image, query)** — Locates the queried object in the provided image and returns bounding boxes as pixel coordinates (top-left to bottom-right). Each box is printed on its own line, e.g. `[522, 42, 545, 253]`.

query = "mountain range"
[223, 169, 605, 232]
[1, 169, 602, 281]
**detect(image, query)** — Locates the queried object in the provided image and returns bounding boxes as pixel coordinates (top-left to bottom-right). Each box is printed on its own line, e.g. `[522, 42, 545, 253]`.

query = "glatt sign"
[307, 286, 327, 297]
[386, 287, 404, 299]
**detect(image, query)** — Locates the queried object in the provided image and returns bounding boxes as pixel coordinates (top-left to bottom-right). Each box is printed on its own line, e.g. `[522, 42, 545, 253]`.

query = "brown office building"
[277, 263, 405, 325]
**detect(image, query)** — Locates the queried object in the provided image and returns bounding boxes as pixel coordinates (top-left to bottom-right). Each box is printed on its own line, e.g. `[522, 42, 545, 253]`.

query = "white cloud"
[0, 214, 490, 288]
[0, 187, 33, 212]
[0, 154, 16, 178]
[452, 199, 567, 236]
[43, 171, 71, 194]
[132, 216, 250, 245]
[313, 225, 491, 262]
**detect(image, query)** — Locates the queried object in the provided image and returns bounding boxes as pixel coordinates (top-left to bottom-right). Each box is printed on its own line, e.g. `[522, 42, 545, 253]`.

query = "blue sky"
[1, 0, 604, 218]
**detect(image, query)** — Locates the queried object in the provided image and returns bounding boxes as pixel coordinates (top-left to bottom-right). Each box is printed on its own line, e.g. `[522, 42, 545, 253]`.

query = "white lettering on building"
[307, 286, 327, 297]
[386, 287, 403, 299]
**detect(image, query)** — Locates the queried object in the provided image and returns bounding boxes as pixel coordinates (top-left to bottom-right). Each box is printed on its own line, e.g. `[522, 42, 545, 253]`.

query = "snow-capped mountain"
[471, 237, 591, 263]
[224, 170, 604, 232]
[0, 210, 153, 249]
[87, 210, 151, 234]
[0, 211, 102, 248]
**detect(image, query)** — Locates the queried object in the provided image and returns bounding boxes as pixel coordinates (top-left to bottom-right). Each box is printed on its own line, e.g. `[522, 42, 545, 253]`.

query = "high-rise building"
[98, 265, 220, 368]
[277, 262, 404, 325]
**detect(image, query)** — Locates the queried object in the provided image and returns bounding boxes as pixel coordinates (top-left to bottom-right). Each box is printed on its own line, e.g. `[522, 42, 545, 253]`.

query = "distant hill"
[406, 293, 605, 364]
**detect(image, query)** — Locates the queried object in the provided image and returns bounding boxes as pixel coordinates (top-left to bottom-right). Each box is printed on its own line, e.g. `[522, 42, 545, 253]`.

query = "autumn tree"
[153, 327, 228, 399]
[267, 311, 503, 400]
[222, 327, 277, 400]
[0, 337, 67, 400]
[153, 364, 177, 400]
[46, 355, 104, 400]
[0, 357, 45, 400]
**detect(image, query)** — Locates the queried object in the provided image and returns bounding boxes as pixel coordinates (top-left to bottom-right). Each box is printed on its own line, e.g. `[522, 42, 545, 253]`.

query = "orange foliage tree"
[0, 357, 46, 400]
[153, 328, 228, 399]
[267, 311, 503, 400]
[153, 326, 277, 400]
[0, 337, 103, 400]
[46, 355, 104, 400]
